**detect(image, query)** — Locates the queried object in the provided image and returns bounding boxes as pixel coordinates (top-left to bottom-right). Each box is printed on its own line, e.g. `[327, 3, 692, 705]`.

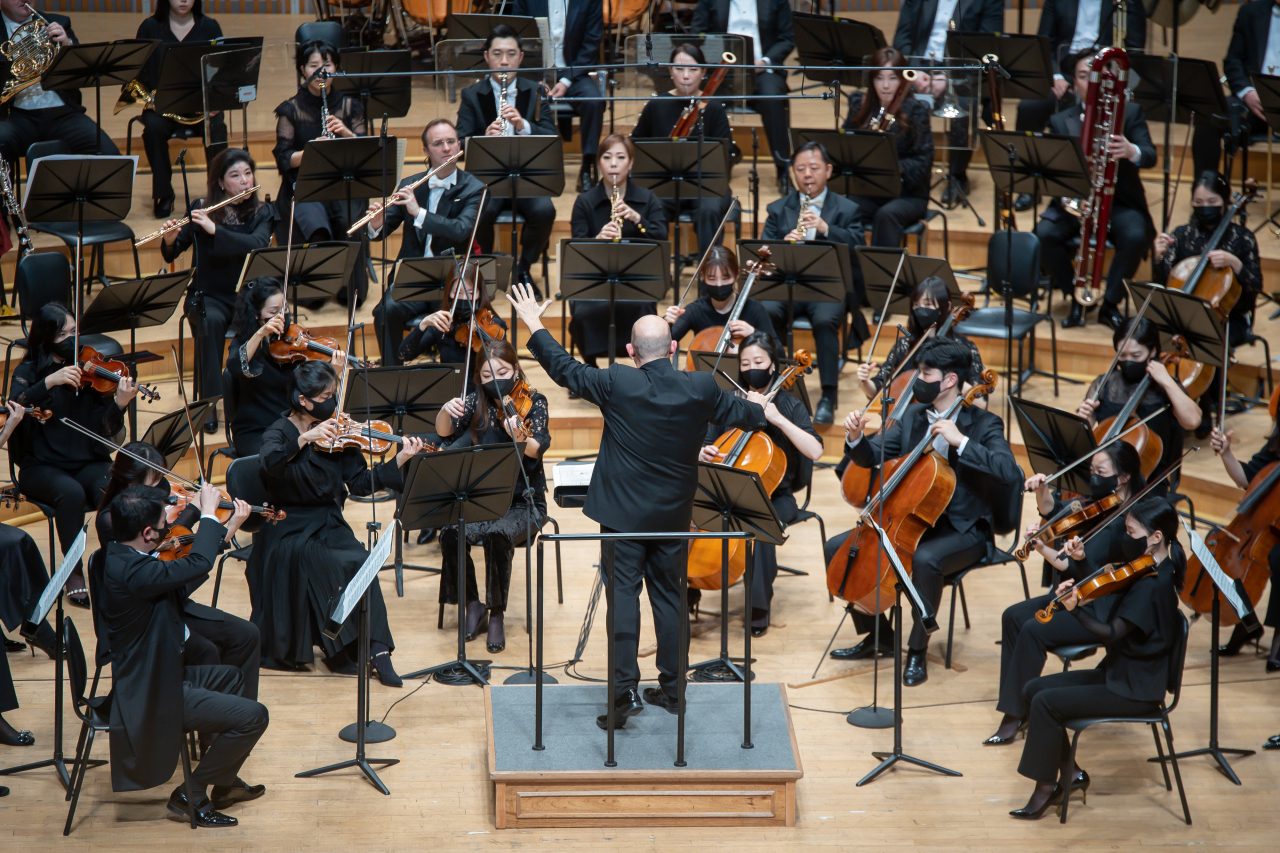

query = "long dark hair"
[24, 303, 72, 371]
[153, 0, 203, 22]
[1096, 441, 1146, 496]
[853, 47, 912, 131]
[99, 441, 167, 513]
[286, 360, 338, 414]
[906, 276, 952, 338]
[738, 330, 781, 382]
[449, 261, 492, 318]
[1114, 317, 1161, 361]
[231, 277, 285, 345]
[297, 39, 339, 76]
[205, 148, 260, 224]
[1127, 497, 1186, 591]
[469, 339, 523, 441]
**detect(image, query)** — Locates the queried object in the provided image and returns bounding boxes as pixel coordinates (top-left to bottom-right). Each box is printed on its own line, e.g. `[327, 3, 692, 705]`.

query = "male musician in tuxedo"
[0, 0, 119, 163]
[1034, 50, 1156, 331]
[367, 118, 486, 363]
[827, 338, 1020, 685]
[760, 141, 865, 426]
[455, 25, 558, 293]
[98, 485, 268, 827]
[507, 283, 768, 729]
[893, 0, 1002, 207]
[691, 0, 795, 191]
[513, 0, 604, 193]
[1191, 0, 1277, 177]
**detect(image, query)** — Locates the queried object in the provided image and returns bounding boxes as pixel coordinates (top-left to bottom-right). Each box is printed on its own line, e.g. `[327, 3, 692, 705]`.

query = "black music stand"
[558, 239, 671, 365]
[980, 130, 1089, 218]
[445, 13, 539, 40]
[141, 398, 220, 469]
[333, 49, 412, 119]
[858, 248, 960, 317]
[688, 349, 814, 415]
[1125, 283, 1228, 371]
[296, 522, 400, 793]
[737, 240, 848, 358]
[793, 13, 885, 88]
[400, 446, 523, 686]
[389, 255, 504, 304]
[790, 129, 902, 199]
[199, 42, 264, 151]
[341, 365, 460, 596]
[238, 243, 355, 316]
[947, 33, 1053, 101]
[1010, 397, 1096, 496]
[631, 140, 731, 287]
[42, 40, 156, 155]
[688, 463, 786, 683]
[296, 136, 400, 256]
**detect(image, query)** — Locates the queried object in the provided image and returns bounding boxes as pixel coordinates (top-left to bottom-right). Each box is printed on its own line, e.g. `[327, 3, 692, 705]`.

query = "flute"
[134, 185, 260, 246]
[346, 150, 465, 236]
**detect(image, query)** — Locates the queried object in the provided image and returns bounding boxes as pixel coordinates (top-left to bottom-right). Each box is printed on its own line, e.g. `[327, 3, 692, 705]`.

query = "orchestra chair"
[775, 457, 826, 588]
[436, 514, 566, 628]
[22, 141, 141, 294]
[900, 208, 949, 260]
[1051, 643, 1103, 672]
[63, 616, 201, 834]
[209, 454, 265, 609]
[1056, 612, 1191, 825]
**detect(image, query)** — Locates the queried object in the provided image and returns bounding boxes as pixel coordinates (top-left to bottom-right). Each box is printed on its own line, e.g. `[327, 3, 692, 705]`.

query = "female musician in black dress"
[841, 47, 934, 248]
[10, 304, 138, 606]
[398, 262, 507, 367]
[248, 361, 425, 684]
[664, 247, 778, 352]
[985, 442, 1147, 745]
[1076, 317, 1202, 493]
[161, 148, 277, 433]
[568, 133, 667, 366]
[434, 339, 550, 653]
[699, 332, 822, 635]
[1154, 171, 1262, 347]
[133, 0, 226, 218]
[1011, 497, 1184, 819]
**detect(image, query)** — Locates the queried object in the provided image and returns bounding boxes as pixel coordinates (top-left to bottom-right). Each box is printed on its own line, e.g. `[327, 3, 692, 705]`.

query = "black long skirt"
[0, 524, 47, 633]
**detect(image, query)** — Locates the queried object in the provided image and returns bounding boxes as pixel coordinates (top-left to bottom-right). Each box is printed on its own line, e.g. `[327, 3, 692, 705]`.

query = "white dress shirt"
[1244, 6, 1280, 98]
[727, 0, 767, 66]
[801, 187, 828, 241]
[369, 168, 457, 256]
[924, 0, 960, 62]
[3, 13, 64, 110]
[846, 405, 970, 458]
[1068, 0, 1104, 55]
[548, 0, 571, 88]
[489, 76, 531, 135]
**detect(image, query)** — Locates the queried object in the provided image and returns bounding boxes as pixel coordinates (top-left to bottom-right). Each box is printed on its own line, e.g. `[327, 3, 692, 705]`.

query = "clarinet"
[498, 72, 510, 135]
[318, 72, 336, 139]
[0, 158, 33, 258]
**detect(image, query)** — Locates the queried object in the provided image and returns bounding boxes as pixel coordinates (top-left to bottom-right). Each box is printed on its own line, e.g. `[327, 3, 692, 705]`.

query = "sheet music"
[1180, 517, 1255, 624]
[867, 518, 937, 633]
[26, 527, 87, 628]
[326, 520, 398, 637]
[553, 460, 594, 488]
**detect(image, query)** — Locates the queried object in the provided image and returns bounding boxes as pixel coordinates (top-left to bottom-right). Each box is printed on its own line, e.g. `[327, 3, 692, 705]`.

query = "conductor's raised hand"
[508, 282, 550, 334]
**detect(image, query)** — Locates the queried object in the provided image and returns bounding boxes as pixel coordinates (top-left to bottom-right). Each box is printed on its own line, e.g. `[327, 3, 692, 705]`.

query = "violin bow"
[674, 197, 739, 308]
[854, 325, 934, 419]
[449, 187, 489, 323]
[169, 344, 208, 484]
[861, 249, 908, 362]
[1035, 406, 1169, 490]
[61, 417, 203, 491]
[1087, 285, 1156, 405]
[452, 188, 490, 396]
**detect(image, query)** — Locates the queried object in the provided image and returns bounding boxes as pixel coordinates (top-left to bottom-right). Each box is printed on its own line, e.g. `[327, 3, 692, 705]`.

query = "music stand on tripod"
[238, 242, 355, 317]
[557, 238, 672, 365]
[141, 398, 220, 470]
[147, 38, 261, 155]
[198, 42, 264, 151]
[791, 129, 902, 200]
[736, 240, 848, 360]
[1126, 282, 1229, 372]
[400, 445, 524, 686]
[858, 247, 960, 316]
[333, 48, 412, 120]
[793, 14, 885, 88]
[631, 140, 731, 289]
[1010, 396, 1097, 498]
[445, 13, 539, 40]
[41, 40, 156, 155]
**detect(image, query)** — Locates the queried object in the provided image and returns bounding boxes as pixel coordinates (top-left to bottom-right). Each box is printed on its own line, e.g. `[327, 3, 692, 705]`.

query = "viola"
[1035, 554, 1157, 623]
[315, 411, 439, 456]
[78, 346, 161, 402]
[455, 308, 505, 353]
[268, 324, 365, 368]
[1012, 493, 1121, 563]
[0, 405, 51, 428]
[163, 479, 286, 526]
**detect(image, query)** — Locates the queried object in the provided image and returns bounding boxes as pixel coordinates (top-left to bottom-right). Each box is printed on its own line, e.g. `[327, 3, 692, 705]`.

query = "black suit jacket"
[513, 0, 603, 81]
[762, 189, 864, 258]
[846, 402, 1021, 538]
[455, 76, 557, 144]
[527, 328, 766, 532]
[1036, 0, 1145, 71]
[1049, 102, 1156, 235]
[893, 0, 1003, 56]
[1224, 0, 1273, 96]
[691, 0, 795, 66]
[0, 12, 81, 119]
[379, 167, 485, 261]
[99, 520, 226, 792]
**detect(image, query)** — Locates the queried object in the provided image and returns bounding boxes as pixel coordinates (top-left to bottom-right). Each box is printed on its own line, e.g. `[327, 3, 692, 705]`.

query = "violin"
[1035, 554, 1157, 623]
[500, 376, 538, 442]
[1012, 493, 1121, 563]
[163, 479, 286, 526]
[0, 406, 51, 427]
[268, 324, 365, 368]
[78, 346, 161, 402]
[155, 525, 197, 561]
[315, 411, 439, 455]
[1090, 337, 1192, 479]
[455, 308, 505, 353]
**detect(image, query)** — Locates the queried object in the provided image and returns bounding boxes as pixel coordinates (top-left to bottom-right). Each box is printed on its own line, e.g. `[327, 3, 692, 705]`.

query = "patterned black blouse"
[1153, 220, 1262, 301]
[448, 389, 551, 512]
[272, 87, 367, 204]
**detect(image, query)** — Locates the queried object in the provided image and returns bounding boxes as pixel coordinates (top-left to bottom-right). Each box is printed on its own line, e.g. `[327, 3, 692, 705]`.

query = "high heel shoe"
[464, 602, 488, 642]
[1219, 622, 1263, 656]
[1009, 784, 1063, 820]
[371, 651, 402, 688]
[1266, 657, 1280, 673]
[486, 614, 505, 654]
[1067, 768, 1091, 805]
[983, 718, 1026, 745]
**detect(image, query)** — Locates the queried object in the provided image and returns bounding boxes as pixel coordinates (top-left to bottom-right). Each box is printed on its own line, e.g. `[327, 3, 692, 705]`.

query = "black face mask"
[1192, 205, 1224, 230]
[453, 300, 473, 325]
[1122, 532, 1149, 561]
[481, 377, 516, 401]
[1088, 473, 1118, 499]
[912, 376, 942, 405]
[1118, 359, 1147, 384]
[740, 368, 772, 391]
[912, 307, 942, 331]
[705, 284, 735, 302]
[144, 522, 171, 550]
[305, 394, 338, 420]
[51, 337, 77, 362]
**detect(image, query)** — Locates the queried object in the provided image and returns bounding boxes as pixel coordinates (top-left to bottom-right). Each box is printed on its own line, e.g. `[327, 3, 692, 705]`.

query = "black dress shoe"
[486, 615, 505, 654]
[903, 649, 928, 686]
[1264, 734, 1280, 750]
[154, 197, 174, 219]
[0, 786, 7, 797]
[578, 167, 594, 194]
[0, 729, 34, 746]
[4, 638, 24, 653]
[517, 266, 543, 301]
[941, 177, 969, 209]
[167, 788, 238, 827]
[830, 635, 893, 661]
[211, 779, 266, 810]
[1097, 302, 1124, 332]
[1013, 193, 1033, 212]
[1009, 784, 1062, 820]
[371, 651, 402, 687]
[1218, 622, 1263, 656]
[416, 528, 436, 545]
[1061, 301, 1086, 329]
[642, 686, 679, 714]
[814, 397, 835, 426]
[1267, 658, 1280, 673]
[596, 688, 644, 729]
[982, 718, 1026, 745]
[464, 602, 488, 642]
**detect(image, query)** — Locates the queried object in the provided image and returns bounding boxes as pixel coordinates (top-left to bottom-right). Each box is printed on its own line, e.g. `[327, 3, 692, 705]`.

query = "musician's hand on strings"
[843, 409, 865, 444]
[1207, 249, 1241, 274]
[1024, 472, 1049, 493]
[726, 319, 754, 340]
[330, 349, 346, 369]
[300, 418, 341, 446]
[1209, 427, 1234, 456]
[190, 208, 216, 236]
[0, 401, 23, 444]
[225, 498, 252, 538]
[663, 304, 685, 324]
[1024, 523, 1043, 542]
[1055, 579, 1080, 611]
[745, 390, 769, 412]
[396, 435, 426, 467]
[1154, 232, 1173, 257]
[115, 376, 138, 408]
[420, 310, 453, 333]
[47, 364, 83, 389]
[46, 21, 70, 46]
[1244, 89, 1266, 121]
[195, 482, 222, 518]
[1076, 397, 1099, 426]
[699, 444, 725, 463]
[161, 218, 182, 246]
[1108, 134, 1138, 162]
[931, 418, 964, 448]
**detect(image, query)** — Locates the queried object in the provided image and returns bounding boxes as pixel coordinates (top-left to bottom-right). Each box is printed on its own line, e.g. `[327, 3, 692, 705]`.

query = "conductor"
[508, 283, 768, 729]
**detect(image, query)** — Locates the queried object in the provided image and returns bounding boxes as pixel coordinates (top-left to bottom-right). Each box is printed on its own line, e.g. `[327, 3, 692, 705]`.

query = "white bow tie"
[428, 176, 453, 190]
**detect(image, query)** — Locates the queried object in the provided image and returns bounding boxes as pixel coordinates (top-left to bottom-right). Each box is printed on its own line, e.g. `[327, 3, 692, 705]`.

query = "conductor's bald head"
[627, 314, 676, 365]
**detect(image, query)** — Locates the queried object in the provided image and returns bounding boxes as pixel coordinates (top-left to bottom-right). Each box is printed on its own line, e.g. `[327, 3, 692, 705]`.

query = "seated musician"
[827, 338, 1022, 686]
[699, 332, 822, 635]
[841, 48, 934, 249]
[568, 133, 667, 366]
[1191, 0, 1275, 177]
[272, 40, 368, 305]
[1153, 170, 1262, 348]
[399, 261, 507, 368]
[1210, 416, 1280, 671]
[161, 148, 276, 434]
[1076, 317, 1202, 495]
[0, 0, 118, 163]
[99, 484, 267, 827]
[455, 25, 558, 294]
[1010, 497, 1183, 820]
[434, 339, 550, 654]
[366, 118, 487, 364]
[985, 442, 1146, 746]
[10, 303, 138, 607]
[1034, 50, 1156, 331]
[664, 246, 779, 352]
[134, 0, 228, 218]
[760, 140, 866, 425]
[632, 43, 737, 253]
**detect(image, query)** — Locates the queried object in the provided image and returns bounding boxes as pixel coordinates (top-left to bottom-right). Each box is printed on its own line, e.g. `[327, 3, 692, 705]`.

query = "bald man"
[510, 286, 768, 729]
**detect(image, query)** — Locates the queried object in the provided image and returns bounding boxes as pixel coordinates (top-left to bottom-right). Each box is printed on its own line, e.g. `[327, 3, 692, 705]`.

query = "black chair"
[1057, 612, 1191, 825]
[23, 141, 141, 293]
[210, 454, 266, 609]
[64, 616, 199, 834]
[206, 368, 241, 480]
[954, 231, 1067, 397]
[1052, 643, 1102, 671]
[776, 459, 827, 583]
[900, 208, 950, 260]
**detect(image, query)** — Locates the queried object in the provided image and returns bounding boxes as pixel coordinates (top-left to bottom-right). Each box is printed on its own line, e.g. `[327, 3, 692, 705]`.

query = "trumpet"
[346, 150, 465, 236]
[134, 186, 260, 246]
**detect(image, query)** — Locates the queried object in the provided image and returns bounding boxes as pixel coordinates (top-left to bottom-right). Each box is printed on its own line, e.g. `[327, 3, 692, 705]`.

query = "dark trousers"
[18, 461, 111, 573]
[997, 594, 1101, 718]
[1264, 544, 1280, 629]
[372, 295, 430, 365]
[848, 194, 929, 248]
[602, 526, 685, 700]
[1191, 96, 1268, 178]
[477, 196, 555, 270]
[1018, 668, 1160, 783]
[660, 195, 737, 254]
[747, 69, 790, 171]
[1015, 96, 1062, 134]
[0, 105, 118, 163]
[139, 111, 228, 203]
[184, 292, 233, 415]
[0, 647, 16, 713]
[1034, 205, 1147, 306]
[438, 503, 542, 612]
[761, 299, 844, 394]
[183, 609, 262, 702]
[182, 664, 269, 790]
[750, 492, 798, 616]
[564, 75, 604, 159]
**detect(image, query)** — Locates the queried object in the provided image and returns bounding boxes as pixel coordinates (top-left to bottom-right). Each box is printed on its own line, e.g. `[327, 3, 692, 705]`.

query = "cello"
[826, 371, 997, 612]
[684, 247, 773, 370]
